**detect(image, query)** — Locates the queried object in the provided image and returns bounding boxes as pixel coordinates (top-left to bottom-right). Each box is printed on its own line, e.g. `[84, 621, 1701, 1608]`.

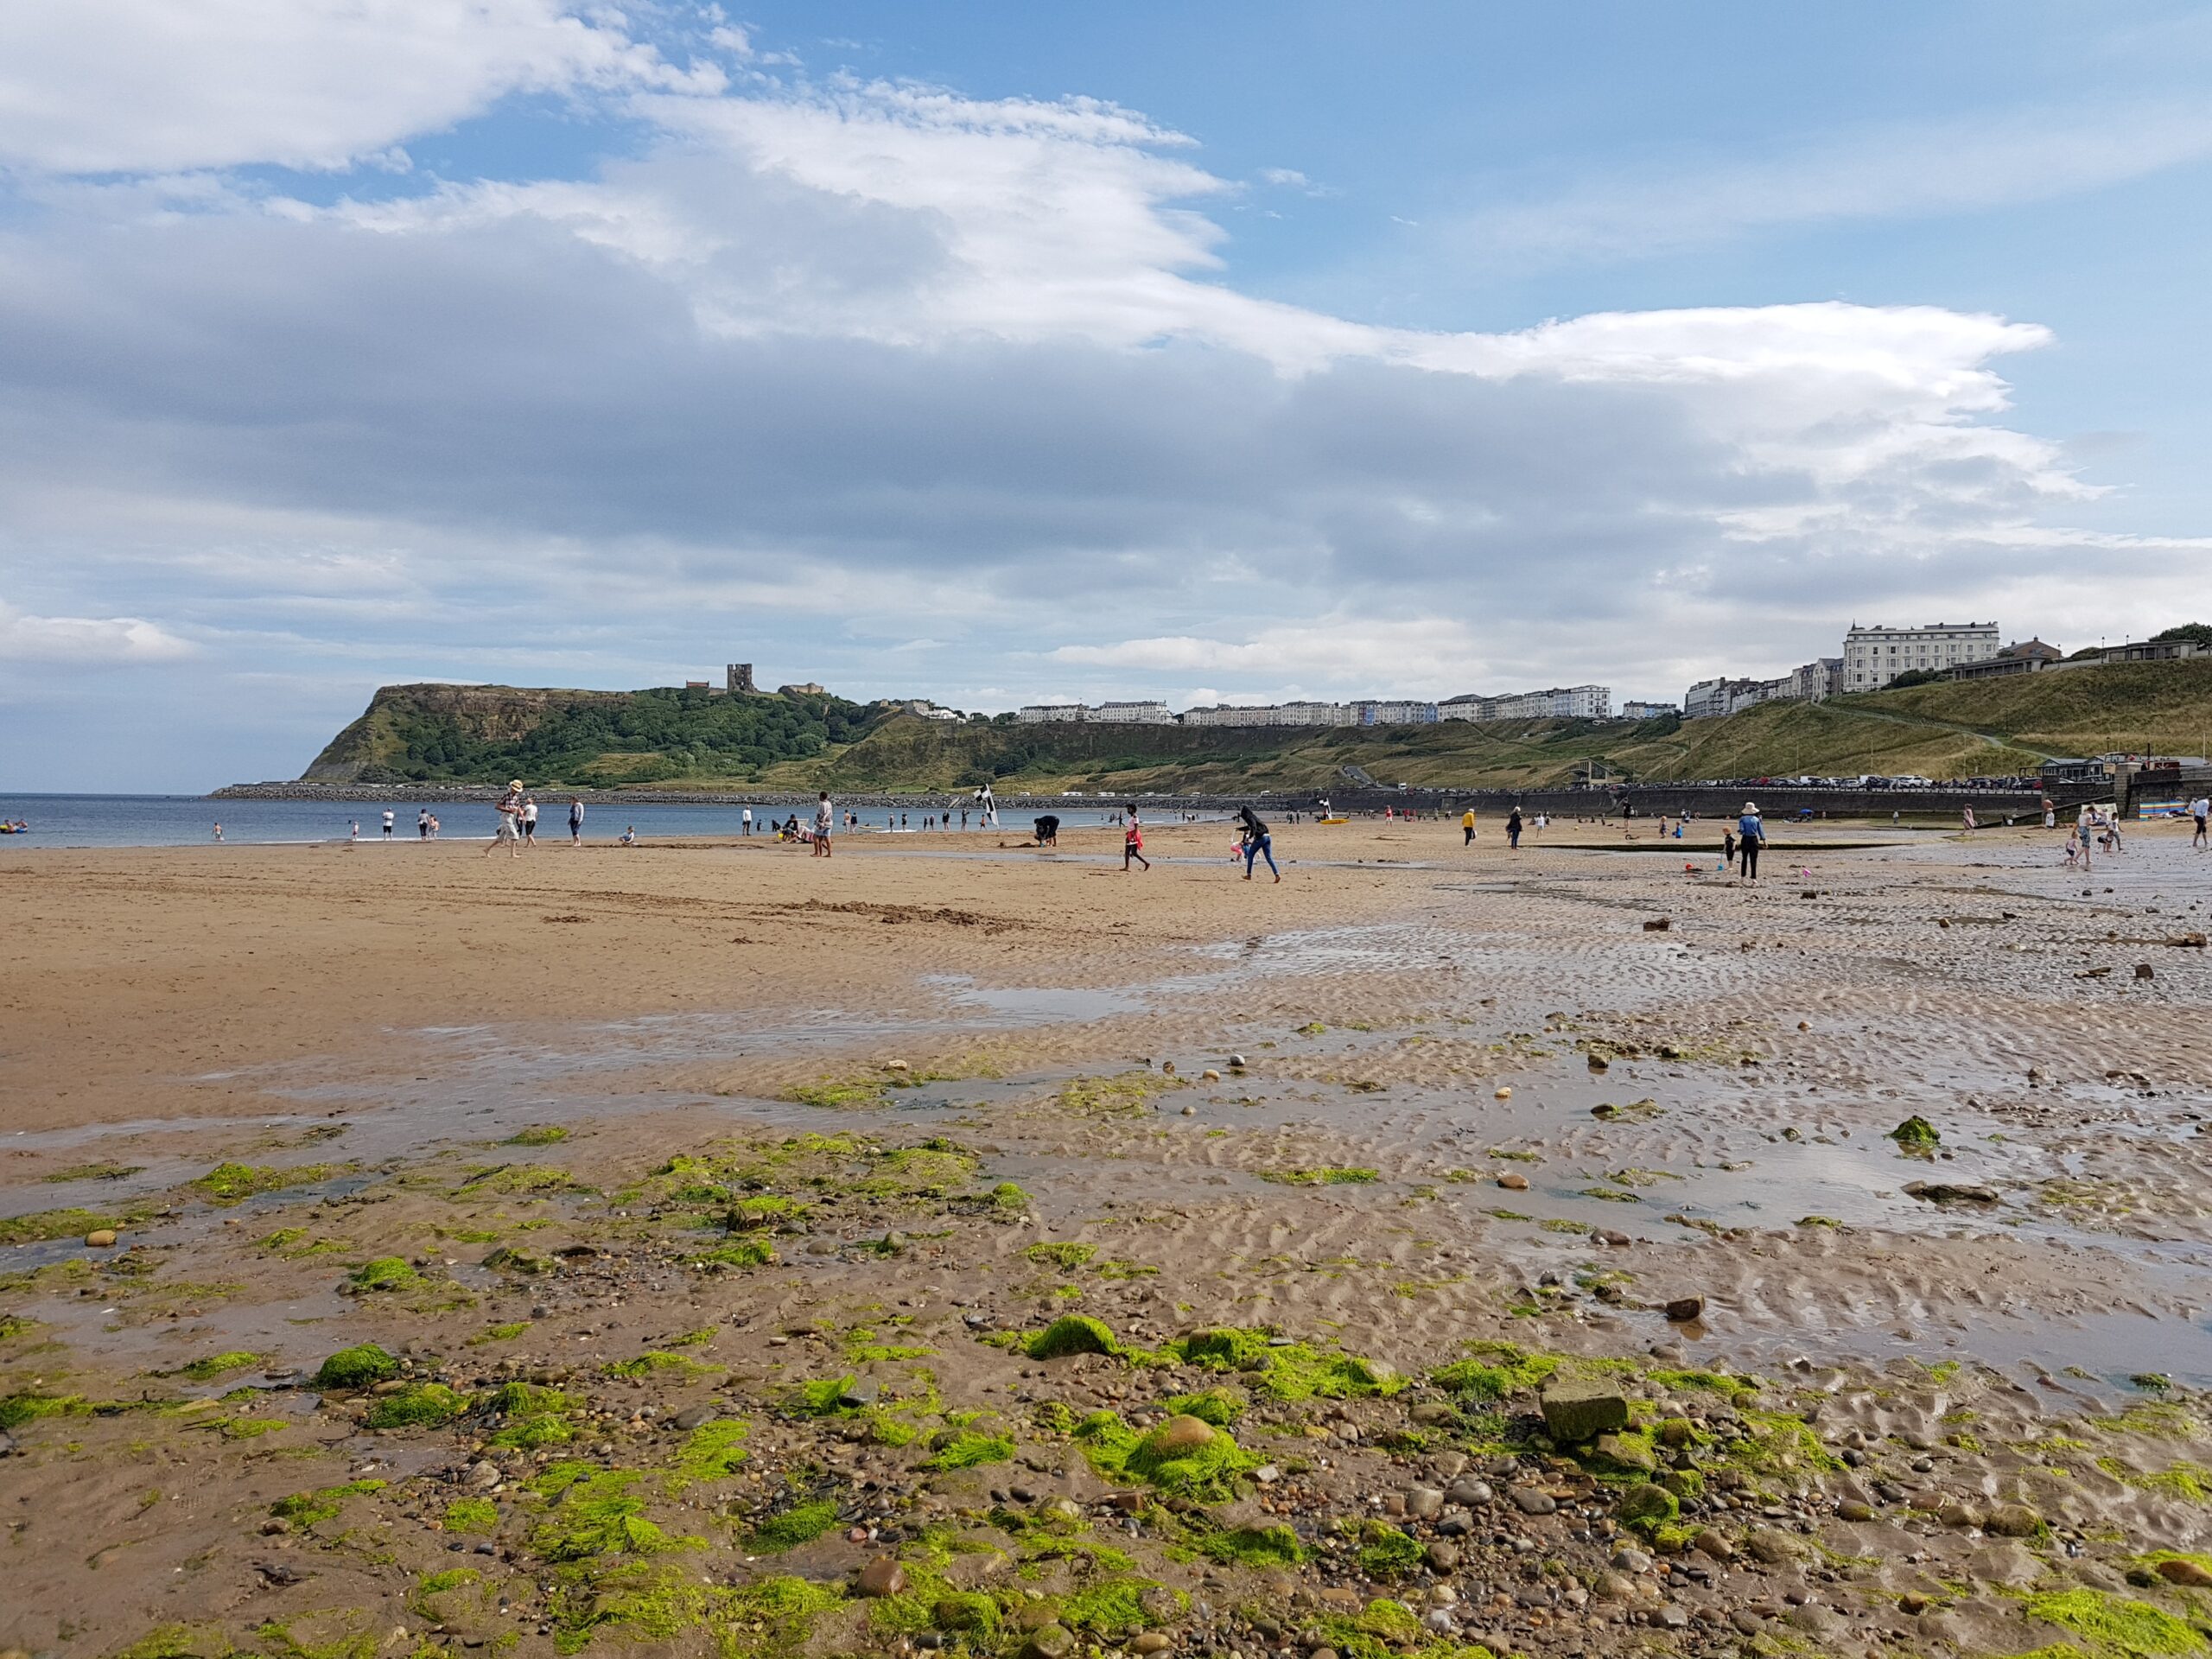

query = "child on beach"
[483, 780, 524, 858]
[1123, 806, 1150, 872]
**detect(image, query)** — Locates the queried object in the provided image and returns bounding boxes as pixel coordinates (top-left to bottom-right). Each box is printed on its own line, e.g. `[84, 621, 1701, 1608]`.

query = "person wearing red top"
[1122, 805, 1150, 872]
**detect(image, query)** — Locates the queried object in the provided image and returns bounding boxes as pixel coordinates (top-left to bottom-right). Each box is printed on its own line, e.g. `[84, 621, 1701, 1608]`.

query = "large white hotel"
[1842, 621, 2000, 691]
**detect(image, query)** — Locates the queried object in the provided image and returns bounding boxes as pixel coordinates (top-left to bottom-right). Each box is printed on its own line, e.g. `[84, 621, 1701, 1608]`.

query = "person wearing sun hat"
[484, 779, 526, 859]
[1735, 799, 1764, 880]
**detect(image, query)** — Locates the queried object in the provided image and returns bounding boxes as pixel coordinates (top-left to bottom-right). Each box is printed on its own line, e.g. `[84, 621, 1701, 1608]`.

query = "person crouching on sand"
[1236, 804, 1279, 882]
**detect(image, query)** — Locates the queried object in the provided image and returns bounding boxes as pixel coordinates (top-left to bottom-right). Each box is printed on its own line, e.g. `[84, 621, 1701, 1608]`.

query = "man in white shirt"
[813, 793, 834, 858]
[2192, 796, 2209, 850]
[742, 807, 753, 837]
[381, 809, 395, 839]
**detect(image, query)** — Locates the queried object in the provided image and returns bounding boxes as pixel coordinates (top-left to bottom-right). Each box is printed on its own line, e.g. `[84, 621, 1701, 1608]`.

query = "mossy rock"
[349, 1255, 421, 1292]
[365, 1382, 471, 1429]
[1619, 1482, 1680, 1529]
[1029, 1315, 1118, 1359]
[313, 1342, 398, 1390]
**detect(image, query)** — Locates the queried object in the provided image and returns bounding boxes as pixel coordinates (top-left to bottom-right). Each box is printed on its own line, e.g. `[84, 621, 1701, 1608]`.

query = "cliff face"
[302, 683, 630, 781]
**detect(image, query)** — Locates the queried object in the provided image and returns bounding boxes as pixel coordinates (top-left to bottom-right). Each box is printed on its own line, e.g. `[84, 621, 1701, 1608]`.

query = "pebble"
[671, 1403, 717, 1430]
[1692, 1529, 1732, 1560]
[856, 1557, 908, 1598]
[1201, 1070, 1221, 1083]
[1495, 1173, 1529, 1192]
[1507, 1488, 1556, 1516]
[1145, 1415, 1217, 1455]
[1663, 1296, 1705, 1323]
[84, 1230, 117, 1249]
[1021, 1625, 1076, 1659]
[1494, 1087, 1512, 1099]
[1131, 1636, 1172, 1655]
[1444, 1478, 1491, 1507]
[2158, 1559, 2212, 1588]
[1611, 1548, 1652, 1574]
[1425, 1542, 1461, 1572]
[1404, 1486, 1444, 1520]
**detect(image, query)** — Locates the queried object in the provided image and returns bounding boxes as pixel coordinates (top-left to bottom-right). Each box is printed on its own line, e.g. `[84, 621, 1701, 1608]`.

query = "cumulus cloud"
[0, 597, 191, 662]
[0, 52, 2193, 784]
[0, 0, 724, 175]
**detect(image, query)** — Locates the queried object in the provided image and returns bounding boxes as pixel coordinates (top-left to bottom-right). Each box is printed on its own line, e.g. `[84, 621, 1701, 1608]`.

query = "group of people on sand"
[484, 785, 600, 856]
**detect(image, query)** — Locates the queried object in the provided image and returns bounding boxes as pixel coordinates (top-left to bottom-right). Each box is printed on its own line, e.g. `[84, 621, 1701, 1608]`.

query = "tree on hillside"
[1886, 668, 1946, 689]
[2152, 623, 2212, 648]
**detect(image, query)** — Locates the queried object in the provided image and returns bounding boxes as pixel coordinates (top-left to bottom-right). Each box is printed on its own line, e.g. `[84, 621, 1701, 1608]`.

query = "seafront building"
[1842, 621, 1999, 690]
[1027, 686, 1606, 728]
[1620, 700, 1675, 720]
[1684, 658, 1842, 718]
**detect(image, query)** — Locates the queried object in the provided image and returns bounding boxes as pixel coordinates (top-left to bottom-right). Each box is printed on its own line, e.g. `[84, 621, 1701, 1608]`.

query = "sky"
[3, 2, 2210, 790]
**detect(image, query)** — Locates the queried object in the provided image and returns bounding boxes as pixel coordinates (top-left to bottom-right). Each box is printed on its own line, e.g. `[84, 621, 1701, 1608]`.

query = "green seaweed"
[364, 1381, 470, 1429]
[173, 1351, 264, 1382]
[1198, 1523, 1306, 1567]
[188, 1161, 334, 1206]
[1357, 1522, 1426, 1580]
[747, 1497, 841, 1552]
[347, 1255, 420, 1292]
[602, 1349, 719, 1380]
[1258, 1166, 1380, 1186]
[1166, 1326, 1402, 1401]
[918, 1430, 1015, 1471]
[1028, 1314, 1122, 1359]
[269, 1478, 386, 1529]
[312, 1342, 397, 1389]
[1023, 1242, 1099, 1270]
[2023, 1588, 2203, 1656]
[486, 1381, 579, 1448]
[1431, 1340, 1560, 1400]
[667, 1419, 751, 1488]
[442, 1497, 499, 1534]
[505, 1125, 570, 1145]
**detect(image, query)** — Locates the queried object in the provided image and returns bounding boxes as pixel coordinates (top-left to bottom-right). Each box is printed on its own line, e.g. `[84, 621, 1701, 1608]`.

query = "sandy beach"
[7, 816, 2212, 1658]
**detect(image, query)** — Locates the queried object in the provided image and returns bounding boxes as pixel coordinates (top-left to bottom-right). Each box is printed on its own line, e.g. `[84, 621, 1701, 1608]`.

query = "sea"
[0, 793, 1140, 849]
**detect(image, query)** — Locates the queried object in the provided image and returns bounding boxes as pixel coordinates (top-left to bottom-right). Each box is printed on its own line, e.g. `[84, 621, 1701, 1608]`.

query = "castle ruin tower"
[727, 663, 756, 695]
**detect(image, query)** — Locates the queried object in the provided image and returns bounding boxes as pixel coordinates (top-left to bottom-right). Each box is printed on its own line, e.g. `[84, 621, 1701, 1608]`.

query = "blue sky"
[2, 1, 2209, 789]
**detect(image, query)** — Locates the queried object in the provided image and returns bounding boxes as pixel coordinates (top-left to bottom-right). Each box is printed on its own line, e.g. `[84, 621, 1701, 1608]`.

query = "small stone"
[1657, 1417, 1695, 1448]
[1404, 1486, 1445, 1519]
[1254, 1465, 1281, 1484]
[1130, 1637, 1171, 1656]
[1228, 1055, 1248, 1069]
[1143, 1414, 1217, 1456]
[884, 1060, 911, 1072]
[1898, 1592, 1929, 1616]
[1746, 1528, 1796, 1565]
[1021, 1624, 1077, 1659]
[1592, 1571, 1635, 1601]
[1594, 1433, 1657, 1474]
[2136, 963, 2155, 981]
[839, 1379, 880, 1409]
[1425, 1541, 1461, 1572]
[1202, 1070, 1222, 1083]
[1664, 1296, 1705, 1323]
[671, 1403, 717, 1430]
[84, 1229, 118, 1248]
[1409, 1402, 1458, 1427]
[1160, 1061, 1176, 1076]
[2158, 1558, 2212, 1588]
[1539, 1381, 1628, 1444]
[1180, 1106, 1197, 1116]
[855, 1557, 908, 1599]
[1494, 1087, 1512, 1099]
[1596, 1228, 1631, 1248]
[1654, 1605, 1689, 1631]
[1611, 1547, 1652, 1574]
[1508, 1487, 1556, 1516]
[1902, 1180, 1999, 1205]
[1443, 1478, 1491, 1507]
[1984, 1503, 2040, 1539]
[1495, 1172, 1529, 1192]
[1693, 1529, 1732, 1560]
[1836, 1500, 1874, 1523]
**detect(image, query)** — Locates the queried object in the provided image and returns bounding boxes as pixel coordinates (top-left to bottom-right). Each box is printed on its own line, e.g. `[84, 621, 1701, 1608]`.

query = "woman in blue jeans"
[1237, 804, 1280, 882]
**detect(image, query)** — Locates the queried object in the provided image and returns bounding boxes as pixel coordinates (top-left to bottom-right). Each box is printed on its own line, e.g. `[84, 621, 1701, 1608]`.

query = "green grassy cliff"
[297, 660, 2212, 793]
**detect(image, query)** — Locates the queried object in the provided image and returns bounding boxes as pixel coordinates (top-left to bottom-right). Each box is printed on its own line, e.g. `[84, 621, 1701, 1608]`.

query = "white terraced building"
[1440, 684, 1611, 721]
[1843, 622, 1999, 691]
[1014, 700, 1175, 724]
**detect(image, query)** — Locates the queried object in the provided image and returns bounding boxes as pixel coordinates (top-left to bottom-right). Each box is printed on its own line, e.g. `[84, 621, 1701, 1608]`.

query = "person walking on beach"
[1123, 805, 1150, 872]
[2192, 792, 2209, 849]
[741, 806, 753, 837]
[1723, 824, 1738, 867]
[1236, 804, 1279, 882]
[568, 798, 585, 846]
[813, 792, 834, 858]
[382, 809, 394, 839]
[1736, 801, 1764, 880]
[483, 780, 524, 859]
[1961, 805, 1977, 834]
[521, 798, 539, 845]
[418, 807, 431, 839]
[1506, 807, 1522, 850]
[1461, 807, 1476, 846]
[212, 822, 222, 842]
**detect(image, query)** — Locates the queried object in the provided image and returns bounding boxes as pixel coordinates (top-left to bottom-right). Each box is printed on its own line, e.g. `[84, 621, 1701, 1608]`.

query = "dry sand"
[6, 817, 2212, 1657]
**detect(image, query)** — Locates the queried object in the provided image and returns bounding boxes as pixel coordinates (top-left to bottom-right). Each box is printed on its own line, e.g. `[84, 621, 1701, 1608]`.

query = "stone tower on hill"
[727, 663, 756, 694]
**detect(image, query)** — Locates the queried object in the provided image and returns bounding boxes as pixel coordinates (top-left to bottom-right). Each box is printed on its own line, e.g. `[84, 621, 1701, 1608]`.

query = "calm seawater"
[0, 794, 1107, 849]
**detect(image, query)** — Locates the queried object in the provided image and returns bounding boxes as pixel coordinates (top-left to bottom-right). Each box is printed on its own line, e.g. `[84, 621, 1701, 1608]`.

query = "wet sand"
[7, 817, 2212, 1658]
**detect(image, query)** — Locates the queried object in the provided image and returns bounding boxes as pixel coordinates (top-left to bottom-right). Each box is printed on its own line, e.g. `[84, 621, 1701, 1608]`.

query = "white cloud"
[0, 597, 192, 662]
[0, 65, 2197, 782]
[0, 0, 725, 175]
[1459, 104, 2212, 264]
